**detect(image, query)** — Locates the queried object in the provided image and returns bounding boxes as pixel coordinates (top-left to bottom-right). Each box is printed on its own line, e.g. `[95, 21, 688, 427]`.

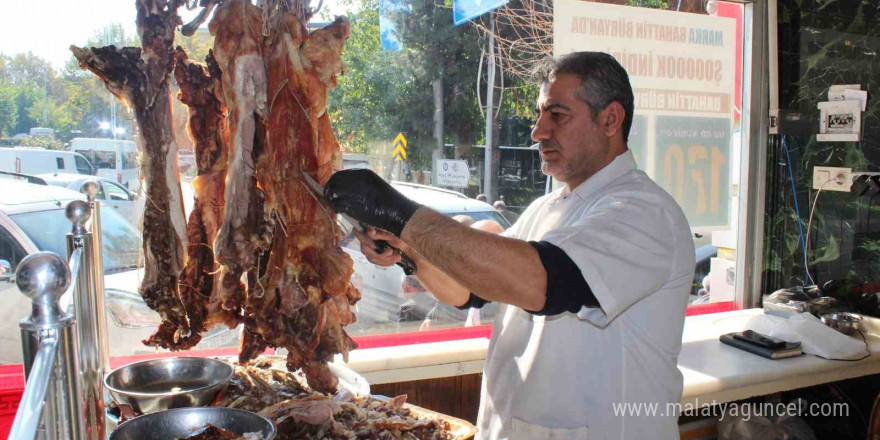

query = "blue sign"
[453, 0, 509, 26]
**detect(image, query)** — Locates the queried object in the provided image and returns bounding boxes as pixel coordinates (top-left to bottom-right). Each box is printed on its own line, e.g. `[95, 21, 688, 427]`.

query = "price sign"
[654, 116, 730, 228]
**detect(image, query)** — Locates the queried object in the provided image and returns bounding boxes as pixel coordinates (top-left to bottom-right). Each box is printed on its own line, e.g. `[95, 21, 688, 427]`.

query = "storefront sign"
[554, 0, 737, 229]
[435, 159, 470, 188]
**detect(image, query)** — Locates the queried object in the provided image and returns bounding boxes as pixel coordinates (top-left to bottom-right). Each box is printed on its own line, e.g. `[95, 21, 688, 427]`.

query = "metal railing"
[9, 190, 110, 440]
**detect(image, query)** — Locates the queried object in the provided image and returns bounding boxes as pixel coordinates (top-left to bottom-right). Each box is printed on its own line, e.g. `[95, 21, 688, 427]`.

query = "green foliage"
[0, 87, 16, 137]
[19, 135, 64, 150]
[627, 0, 671, 9]
[0, 24, 139, 141]
[326, 0, 536, 174]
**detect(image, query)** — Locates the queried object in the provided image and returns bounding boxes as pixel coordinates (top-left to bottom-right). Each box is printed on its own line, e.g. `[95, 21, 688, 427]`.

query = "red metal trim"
[685, 301, 736, 316]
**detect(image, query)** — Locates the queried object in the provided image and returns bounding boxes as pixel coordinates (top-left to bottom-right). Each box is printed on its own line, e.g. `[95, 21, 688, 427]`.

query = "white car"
[0, 179, 238, 364]
[343, 182, 510, 334]
[37, 173, 146, 222]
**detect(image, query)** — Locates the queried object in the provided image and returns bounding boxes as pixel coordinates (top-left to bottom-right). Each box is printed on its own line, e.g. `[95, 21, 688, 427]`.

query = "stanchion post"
[66, 196, 107, 440]
[12, 252, 85, 440]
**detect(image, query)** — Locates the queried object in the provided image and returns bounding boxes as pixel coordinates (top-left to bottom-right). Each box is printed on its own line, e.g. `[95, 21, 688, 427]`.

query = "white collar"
[562, 149, 636, 200]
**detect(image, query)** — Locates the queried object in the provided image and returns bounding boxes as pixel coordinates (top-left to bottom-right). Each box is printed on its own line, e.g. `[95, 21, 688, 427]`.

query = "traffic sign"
[392, 132, 407, 162]
[436, 159, 470, 188]
[453, 0, 509, 26]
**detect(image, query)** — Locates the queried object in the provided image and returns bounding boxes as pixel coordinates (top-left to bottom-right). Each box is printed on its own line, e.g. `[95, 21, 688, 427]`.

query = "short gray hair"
[532, 52, 635, 142]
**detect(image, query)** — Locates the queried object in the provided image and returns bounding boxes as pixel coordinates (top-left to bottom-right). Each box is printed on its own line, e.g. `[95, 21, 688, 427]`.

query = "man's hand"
[325, 169, 420, 237]
[353, 227, 417, 267]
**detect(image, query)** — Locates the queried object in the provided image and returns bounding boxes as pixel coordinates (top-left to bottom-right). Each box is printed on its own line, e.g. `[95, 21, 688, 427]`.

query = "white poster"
[435, 159, 471, 188]
[554, 0, 738, 229]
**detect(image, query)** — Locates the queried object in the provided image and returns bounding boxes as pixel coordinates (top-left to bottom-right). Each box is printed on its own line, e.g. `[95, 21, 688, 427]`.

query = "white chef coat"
[476, 150, 695, 440]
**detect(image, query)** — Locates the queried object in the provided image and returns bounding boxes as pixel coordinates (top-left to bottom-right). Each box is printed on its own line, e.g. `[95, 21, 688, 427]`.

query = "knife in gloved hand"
[300, 170, 417, 276]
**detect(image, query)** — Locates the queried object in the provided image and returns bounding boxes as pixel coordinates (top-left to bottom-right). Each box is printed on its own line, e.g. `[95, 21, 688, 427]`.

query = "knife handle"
[374, 240, 417, 276]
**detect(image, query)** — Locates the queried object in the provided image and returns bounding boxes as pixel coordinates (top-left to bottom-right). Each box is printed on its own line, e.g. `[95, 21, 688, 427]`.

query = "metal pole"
[12, 251, 85, 440]
[81, 182, 110, 373]
[66, 198, 106, 440]
[483, 16, 496, 203]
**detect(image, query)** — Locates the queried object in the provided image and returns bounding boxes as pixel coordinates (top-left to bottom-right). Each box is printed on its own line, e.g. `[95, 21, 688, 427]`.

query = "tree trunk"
[432, 77, 444, 179]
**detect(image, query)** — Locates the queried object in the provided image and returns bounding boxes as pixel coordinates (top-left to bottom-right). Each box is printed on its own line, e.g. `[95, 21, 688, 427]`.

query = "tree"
[0, 87, 16, 137]
[19, 134, 64, 150]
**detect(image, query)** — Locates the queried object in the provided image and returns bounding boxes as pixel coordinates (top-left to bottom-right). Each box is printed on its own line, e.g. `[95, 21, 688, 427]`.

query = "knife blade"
[300, 169, 417, 275]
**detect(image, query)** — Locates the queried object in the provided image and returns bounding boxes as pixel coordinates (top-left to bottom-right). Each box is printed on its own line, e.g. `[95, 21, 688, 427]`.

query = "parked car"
[0, 179, 239, 364]
[343, 182, 510, 334]
[37, 173, 146, 222]
[70, 138, 141, 192]
[0, 146, 96, 177]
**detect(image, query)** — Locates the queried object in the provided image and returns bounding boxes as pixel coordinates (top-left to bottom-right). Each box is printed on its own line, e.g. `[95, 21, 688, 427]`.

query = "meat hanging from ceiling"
[73, 0, 360, 393]
[248, 7, 357, 394]
[172, 47, 240, 349]
[208, 0, 357, 393]
[71, 0, 192, 349]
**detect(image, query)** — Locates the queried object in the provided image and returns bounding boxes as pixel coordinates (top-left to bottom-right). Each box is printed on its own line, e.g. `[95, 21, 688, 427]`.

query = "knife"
[300, 170, 417, 276]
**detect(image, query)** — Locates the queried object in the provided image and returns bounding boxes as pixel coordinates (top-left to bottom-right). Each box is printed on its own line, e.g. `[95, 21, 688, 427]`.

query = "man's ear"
[600, 101, 626, 138]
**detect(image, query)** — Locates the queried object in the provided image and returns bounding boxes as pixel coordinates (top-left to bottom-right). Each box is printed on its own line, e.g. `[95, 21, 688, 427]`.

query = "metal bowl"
[105, 357, 234, 414]
[109, 407, 276, 440]
[821, 312, 862, 335]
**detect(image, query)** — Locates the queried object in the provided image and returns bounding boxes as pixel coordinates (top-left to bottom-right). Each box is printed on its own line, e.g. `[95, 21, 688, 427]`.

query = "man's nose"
[531, 116, 550, 143]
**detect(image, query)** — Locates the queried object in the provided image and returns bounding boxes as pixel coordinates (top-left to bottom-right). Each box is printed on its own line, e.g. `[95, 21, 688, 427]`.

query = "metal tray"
[372, 395, 478, 440]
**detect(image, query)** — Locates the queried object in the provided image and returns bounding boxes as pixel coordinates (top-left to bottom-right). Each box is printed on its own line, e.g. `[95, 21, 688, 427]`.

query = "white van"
[0, 147, 96, 177]
[70, 138, 140, 192]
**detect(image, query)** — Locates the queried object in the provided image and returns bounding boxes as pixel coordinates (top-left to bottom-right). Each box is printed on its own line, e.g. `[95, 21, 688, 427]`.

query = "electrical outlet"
[812, 166, 852, 192]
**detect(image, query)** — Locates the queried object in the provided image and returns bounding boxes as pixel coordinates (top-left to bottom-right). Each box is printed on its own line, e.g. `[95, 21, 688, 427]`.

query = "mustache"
[537, 142, 560, 152]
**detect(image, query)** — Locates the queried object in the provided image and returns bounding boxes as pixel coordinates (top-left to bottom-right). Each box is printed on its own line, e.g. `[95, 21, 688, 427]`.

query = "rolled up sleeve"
[540, 194, 678, 327]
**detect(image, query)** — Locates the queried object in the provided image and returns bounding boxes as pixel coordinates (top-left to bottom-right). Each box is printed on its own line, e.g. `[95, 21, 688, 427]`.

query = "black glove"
[324, 169, 421, 237]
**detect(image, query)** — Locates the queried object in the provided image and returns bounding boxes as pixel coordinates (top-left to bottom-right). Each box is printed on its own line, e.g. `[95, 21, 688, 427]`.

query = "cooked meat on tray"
[260, 394, 453, 440]
[72, 0, 359, 393]
[216, 359, 310, 412]
[215, 359, 455, 440]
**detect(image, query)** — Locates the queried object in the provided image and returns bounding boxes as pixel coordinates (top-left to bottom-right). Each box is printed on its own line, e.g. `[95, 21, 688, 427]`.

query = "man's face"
[531, 73, 612, 188]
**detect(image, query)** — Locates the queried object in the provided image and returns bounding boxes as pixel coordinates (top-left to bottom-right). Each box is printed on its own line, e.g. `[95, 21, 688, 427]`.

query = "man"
[325, 52, 694, 439]
[492, 200, 520, 225]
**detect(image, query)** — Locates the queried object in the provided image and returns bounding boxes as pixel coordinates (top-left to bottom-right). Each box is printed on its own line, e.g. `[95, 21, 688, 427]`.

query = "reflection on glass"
[10, 206, 141, 274]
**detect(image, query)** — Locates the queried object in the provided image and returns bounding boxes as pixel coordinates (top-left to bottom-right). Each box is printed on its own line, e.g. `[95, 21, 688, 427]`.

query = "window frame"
[734, 0, 769, 309]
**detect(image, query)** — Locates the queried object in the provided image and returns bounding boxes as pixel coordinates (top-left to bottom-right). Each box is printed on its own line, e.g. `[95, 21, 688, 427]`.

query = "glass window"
[56, 157, 64, 169]
[75, 155, 94, 175]
[104, 181, 130, 201]
[122, 152, 138, 170]
[0, 227, 26, 271]
[9, 207, 141, 274]
[91, 151, 117, 169]
[0, 0, 755, 363]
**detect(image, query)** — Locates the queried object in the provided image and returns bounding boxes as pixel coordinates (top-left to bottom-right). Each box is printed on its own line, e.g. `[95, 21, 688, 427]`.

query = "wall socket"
[812, 166, 852, 192]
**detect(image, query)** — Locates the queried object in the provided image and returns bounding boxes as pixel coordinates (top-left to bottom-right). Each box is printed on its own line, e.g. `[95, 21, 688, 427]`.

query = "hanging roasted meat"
[74, 0, 359, 394]
[172, 47, 241, 349]
[210, 0, 274, 317]
[240, 11, 360, 391]
[71, 0, 192, 348]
